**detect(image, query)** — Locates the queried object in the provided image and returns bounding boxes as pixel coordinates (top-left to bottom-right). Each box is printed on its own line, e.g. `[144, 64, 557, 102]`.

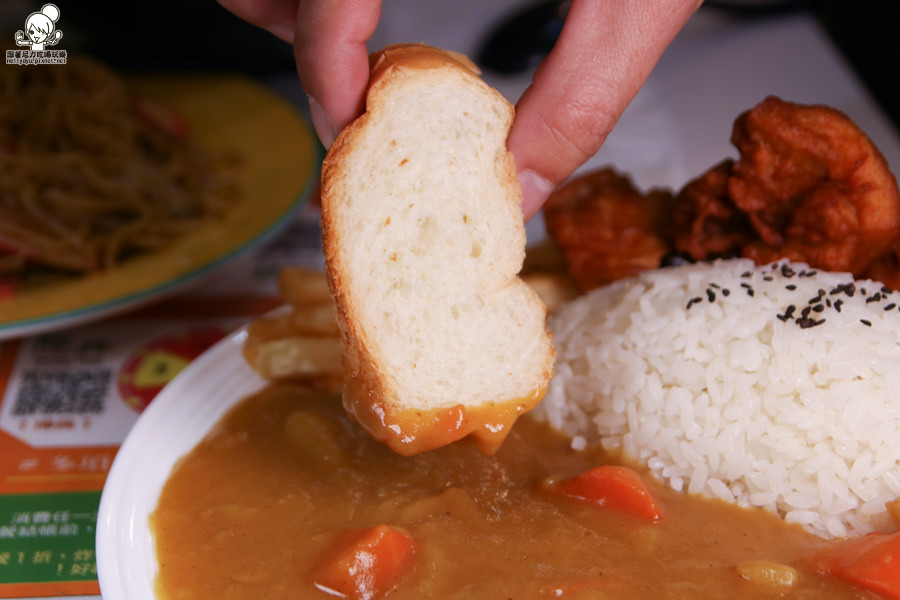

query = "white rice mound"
[535, 258, 900, 540]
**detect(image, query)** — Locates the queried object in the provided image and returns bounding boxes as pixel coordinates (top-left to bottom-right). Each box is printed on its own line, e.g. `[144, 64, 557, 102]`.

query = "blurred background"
[2, 0, 898, 200]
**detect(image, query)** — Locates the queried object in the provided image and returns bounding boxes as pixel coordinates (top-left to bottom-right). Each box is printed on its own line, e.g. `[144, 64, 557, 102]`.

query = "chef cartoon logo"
[6, 3, 67, 65]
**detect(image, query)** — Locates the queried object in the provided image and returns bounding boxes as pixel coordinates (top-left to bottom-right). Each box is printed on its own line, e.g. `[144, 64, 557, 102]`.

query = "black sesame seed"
[801, 306, 812, 319]
[707, 289, 716, 302]
[842, 283, 856, 297]
[785, 284, 797, 291]
[722, 288, 731, 296]
[860, 319, 872, 326]
[881, 286, 893, 294]
[763, 275, 774, 281]
[741, 271, 752, 278]
[834, 299, 844, 312]
[777, 305, 796, 322]
[796, 317, 825, 329]
[808, 295, 823, 305]
[748, 289, 755, 297]
[709, 282, 721, 289]
[886, 303, 896, 311]
[813, 304, 825, 313]
[781, 265, 796, 277]
[741, 282, 752, 289]
[687, 297, 702, 309]
[866, 294, 882, 304]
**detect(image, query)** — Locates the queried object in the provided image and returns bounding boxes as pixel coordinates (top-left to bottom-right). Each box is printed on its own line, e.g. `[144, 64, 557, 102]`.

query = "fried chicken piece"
[543, 167, 672, 291]
[729, 96, 900, 274]
[543, 98, 900, 292]
[670, 159, 754, 260]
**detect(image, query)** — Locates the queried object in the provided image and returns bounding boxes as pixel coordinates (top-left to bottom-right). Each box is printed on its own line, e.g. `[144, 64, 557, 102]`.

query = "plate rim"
[0, 74, 321, 341]
[95, 327, 267, 600]
[0, 201, 308, 340]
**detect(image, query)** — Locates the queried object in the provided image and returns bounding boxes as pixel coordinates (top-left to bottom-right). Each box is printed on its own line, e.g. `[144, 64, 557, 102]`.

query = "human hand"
[218, 0, 702, 220]
[509, 0, 702, 218]
[218, 0, 381, 153]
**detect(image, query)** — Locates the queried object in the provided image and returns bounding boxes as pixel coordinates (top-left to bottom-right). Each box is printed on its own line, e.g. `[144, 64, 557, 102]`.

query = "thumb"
[509, 0, 702, 220]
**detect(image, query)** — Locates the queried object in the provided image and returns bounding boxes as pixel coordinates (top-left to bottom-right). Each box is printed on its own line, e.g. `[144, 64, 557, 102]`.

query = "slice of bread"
[320, 43, 555, 456]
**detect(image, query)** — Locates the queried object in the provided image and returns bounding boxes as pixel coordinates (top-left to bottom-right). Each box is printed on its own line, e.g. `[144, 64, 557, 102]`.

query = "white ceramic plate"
[96, 328, 266, 600]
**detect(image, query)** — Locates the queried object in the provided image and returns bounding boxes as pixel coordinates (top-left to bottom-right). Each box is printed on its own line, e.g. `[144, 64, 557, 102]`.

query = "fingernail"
[517, 169, 556, 219]
[307, 96, 337, 149]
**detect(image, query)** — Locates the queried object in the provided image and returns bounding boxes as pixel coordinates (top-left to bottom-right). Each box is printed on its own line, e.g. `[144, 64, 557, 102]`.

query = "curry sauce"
[152, 383, 887, 599]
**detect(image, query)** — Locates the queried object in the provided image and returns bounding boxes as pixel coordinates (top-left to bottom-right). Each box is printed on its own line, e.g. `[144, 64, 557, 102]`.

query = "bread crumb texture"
[321, 44, 554, 454]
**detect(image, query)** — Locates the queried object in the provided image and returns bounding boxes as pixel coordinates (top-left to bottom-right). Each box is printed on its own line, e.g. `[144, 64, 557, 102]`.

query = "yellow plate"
[0, 74, 320, 340]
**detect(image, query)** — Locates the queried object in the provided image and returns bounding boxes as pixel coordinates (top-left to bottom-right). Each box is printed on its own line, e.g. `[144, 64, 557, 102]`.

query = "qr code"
[11, 369, 111, 416]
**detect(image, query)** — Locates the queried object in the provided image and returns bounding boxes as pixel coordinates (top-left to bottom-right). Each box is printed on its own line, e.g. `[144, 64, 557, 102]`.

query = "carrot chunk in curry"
[543, 465, 663, 522]
[810, 530, 900, 599]
[312, 524, 418, 600]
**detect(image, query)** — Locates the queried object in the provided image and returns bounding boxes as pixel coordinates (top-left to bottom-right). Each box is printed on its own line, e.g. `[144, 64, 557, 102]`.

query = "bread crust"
[368, 43, 481, 81]
[321, 43, 554, 456]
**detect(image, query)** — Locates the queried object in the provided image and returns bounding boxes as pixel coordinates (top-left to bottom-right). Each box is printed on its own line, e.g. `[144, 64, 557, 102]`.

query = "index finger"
[217, 0, 300, 42]
[294, 0, 383, 147]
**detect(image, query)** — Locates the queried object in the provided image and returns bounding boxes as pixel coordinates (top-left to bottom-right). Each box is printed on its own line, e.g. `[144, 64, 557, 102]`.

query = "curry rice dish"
[538, 258, 900, 541]
[153, 384, 897, 600]
[152, 259, 900, 599]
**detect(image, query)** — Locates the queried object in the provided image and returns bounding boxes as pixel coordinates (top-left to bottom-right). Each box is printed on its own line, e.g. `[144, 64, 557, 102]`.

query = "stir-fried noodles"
[0, 56, 241, 286]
